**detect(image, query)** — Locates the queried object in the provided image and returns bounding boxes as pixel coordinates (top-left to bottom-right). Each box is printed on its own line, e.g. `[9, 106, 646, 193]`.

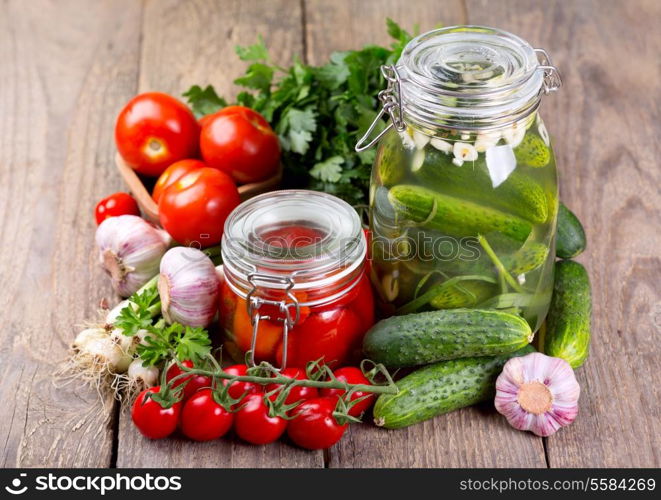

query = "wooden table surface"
[1, 0, 659, 468]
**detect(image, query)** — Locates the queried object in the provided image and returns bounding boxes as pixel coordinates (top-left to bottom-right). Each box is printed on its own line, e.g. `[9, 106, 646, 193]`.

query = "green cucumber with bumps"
[373, 345, 536, 429]
[389, 185, 533, 242]
[556, 203, 586, 258]
[362, 309, 534, 367]
[541, 260, 591, 368]
[414, 148, 548, 223]
[514, 133, 551, 167]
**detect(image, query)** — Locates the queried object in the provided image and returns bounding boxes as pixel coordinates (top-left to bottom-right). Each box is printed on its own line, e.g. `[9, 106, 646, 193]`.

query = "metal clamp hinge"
[355, 65, 407, 152]
[246, 272, 300, 370]
[534, 48, 563, 94]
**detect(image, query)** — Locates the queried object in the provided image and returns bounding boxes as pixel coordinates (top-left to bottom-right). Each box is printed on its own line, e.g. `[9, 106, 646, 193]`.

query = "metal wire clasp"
[534, 48, 562, 94]
[355, 65, 407, 152]
[246, 272, 300, 370]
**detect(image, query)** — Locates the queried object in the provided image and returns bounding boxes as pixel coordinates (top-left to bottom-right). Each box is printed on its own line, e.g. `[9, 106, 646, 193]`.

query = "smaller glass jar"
[220, 190, 374, 369]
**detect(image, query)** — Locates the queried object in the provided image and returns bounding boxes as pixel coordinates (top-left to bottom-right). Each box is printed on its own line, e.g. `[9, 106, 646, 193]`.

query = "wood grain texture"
[115, 0, 322, 468]
[304, 0, 547, 469]
[467, 0, 661, 467]
[0, 0, 143, 467]
[304, 0, 467, 65]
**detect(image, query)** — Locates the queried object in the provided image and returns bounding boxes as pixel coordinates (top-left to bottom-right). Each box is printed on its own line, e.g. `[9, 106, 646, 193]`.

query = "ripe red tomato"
[131, 386, 181, 439]
[180, 389, 234, 441]
[277, 307, 362, 368]
[115, 92, 200, 177]
[234, 394, 287, 445]
[152, 159, 206, 203]
[200, 106, 280, 184]
[348, 271, 375, 333]
[266, 367, 319, 405]
[223, 364, 262, 402]
[94, 192, 140, 225]
[158, 167, 240, 246]
[320, 367, 375, 417]
[166, 360, 211, 401]
[287, 397, 347, 450]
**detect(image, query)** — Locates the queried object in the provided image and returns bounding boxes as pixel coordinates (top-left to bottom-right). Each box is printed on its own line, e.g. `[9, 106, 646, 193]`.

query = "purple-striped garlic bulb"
[495, 352, 580, 437]
[158, 247, 220, 327]
[95, 215, 172, 297]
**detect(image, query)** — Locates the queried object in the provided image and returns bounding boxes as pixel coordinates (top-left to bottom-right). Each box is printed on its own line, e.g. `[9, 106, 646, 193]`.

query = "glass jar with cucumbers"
[357, 26, 562, 331]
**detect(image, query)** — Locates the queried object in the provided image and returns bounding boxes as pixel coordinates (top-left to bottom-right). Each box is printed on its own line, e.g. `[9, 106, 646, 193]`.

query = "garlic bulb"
[158, 247, 220, 327]
[95, 215, 171, 297]
[495, 352, 580, 437]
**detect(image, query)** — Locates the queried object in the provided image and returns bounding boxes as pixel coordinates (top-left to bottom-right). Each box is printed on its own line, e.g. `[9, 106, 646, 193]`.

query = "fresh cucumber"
[514, 133, 551, 167]
[429, 280, 497, 309]
[389, 185, 533, 242]
[556, 203, 586, 259]
[373, 345, 536, 429]
[541, 260, 591, 368]
[362, 308, 533, 367]
[414, 149, 548, 223]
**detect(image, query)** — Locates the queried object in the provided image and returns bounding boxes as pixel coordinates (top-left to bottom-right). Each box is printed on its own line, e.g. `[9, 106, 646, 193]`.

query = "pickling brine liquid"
[369, 113, 558, 331]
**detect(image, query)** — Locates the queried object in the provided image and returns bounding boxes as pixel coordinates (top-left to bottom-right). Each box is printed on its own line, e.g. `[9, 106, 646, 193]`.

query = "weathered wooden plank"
[0, 0, 143, 467]
[116, 0, 322, 468]
[305, 0, 548, 468]
[466, 0, 661, 467]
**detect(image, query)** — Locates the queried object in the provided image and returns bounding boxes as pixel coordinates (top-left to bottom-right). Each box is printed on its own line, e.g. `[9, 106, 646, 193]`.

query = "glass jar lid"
[222, 190, 365, 296]
[355, 25, 561, 150]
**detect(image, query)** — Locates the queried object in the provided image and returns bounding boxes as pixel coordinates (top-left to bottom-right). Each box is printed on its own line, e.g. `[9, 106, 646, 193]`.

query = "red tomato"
[200, 106, 280, 184]
[158, 167, 240, 246]
[277, 307, 362, 368]
[166, 360, 211, 401]
[131, 386, 181, 439]
[115, 92, 200, 177]
[234, 394, 287, 445]
[94, 192, 140, 225]
[266, 367, 319, 405]
[348, 271, 375, 333]
[287, 397, 347, 450]
[320, 367, 375, 417]
[223, 364, 262, 402]
[152, 159, 206, 203]
[180, 389, 234, 441]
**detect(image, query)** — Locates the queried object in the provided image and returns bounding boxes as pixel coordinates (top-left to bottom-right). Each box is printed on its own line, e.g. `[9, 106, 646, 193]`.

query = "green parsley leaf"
[310, 156, 344, 183]
[182, 85, 227, 118]
[235, 35, 269, 62]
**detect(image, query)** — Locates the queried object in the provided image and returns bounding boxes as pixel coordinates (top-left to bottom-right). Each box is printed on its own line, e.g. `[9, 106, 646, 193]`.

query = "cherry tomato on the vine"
[131, 386, 181, 440]
[152, 159, 206, 203]
[200, 106, 280, 184]
[115, 92, 200, 177]
[266, 367, 319, 406]
[287, 397, 347, 450]
[158, 167, 240, 246]
[320, 366, 375, 417]
[94, 192, 140, 225]
[234, 393, 287, 445]
[223, 364, 263, 402]
[166, 360, 212, 401]
[180, 389, 234, 442]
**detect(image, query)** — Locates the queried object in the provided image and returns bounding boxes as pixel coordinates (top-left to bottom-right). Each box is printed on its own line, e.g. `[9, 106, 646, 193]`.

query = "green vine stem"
[477, 234, 525, 294]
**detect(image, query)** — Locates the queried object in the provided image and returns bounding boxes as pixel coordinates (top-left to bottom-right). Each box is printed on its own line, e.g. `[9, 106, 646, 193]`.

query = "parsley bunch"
[114, 286, 212, 366]
[184, 19, 416, 205]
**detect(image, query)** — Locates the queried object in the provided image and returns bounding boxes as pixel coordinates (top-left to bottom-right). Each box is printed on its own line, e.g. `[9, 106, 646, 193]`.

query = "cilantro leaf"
[137, 323, 211, 367]
[277, 108, 317, 155]
[234, 63, 274, 94]
[182, 85, 227, 118]
[113, 286, 160, 336]
[310, 156, 344, 183]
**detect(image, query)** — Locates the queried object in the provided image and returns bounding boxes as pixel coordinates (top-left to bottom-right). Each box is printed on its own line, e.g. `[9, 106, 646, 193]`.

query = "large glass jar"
[220, 190, 374, 368]
[360, 26, 562, 331]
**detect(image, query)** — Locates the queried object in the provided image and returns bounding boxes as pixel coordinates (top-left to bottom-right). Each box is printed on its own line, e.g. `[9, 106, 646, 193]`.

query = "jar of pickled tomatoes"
[220, 190, 374, 368]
